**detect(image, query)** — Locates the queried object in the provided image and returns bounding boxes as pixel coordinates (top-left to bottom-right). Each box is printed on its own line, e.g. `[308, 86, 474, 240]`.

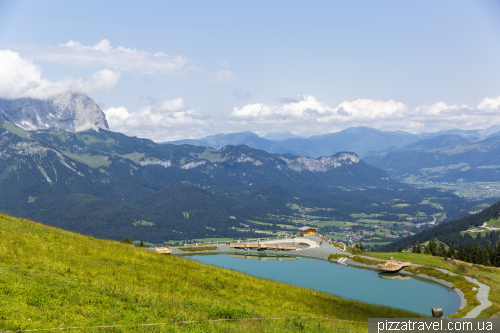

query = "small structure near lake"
[298, 226, 317, 237]
[377, 260, 411, 272]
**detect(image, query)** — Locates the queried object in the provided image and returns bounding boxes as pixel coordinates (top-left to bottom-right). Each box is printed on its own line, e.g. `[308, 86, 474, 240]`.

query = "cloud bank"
[0, 50, 120, 99]
[228, 94, 500, 136]
[18, 39, 190, 74]
[104, 98, 213, 142]
[103, 93, 500, 142]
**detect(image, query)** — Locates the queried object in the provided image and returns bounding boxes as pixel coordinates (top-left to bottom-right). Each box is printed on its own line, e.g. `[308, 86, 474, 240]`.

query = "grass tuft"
[178, 246, 218, 252]
[350, 256, 381, 265]
[328, 254, 350, 260]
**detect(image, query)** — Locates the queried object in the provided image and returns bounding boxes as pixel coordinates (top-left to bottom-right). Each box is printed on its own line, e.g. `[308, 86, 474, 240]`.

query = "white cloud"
[0, 50, 120, 99]
[18, 39, 189, 74]
[231, 95, 406, 122]
[208, 70, 235, 83]
[231, 103, 274, 118]
[336, 99, 406, 118]
[227, 94, 500, 136]
[478, 95, 500, 111]
[101, 93, 500, 142]
[104, 98, 213, 141]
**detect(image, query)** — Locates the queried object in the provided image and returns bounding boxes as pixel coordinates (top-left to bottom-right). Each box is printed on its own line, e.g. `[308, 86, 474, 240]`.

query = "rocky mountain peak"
[0, 92, 109, 132]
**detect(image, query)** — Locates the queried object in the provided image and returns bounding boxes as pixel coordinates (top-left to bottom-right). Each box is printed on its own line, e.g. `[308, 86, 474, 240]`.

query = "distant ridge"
[364, 135, 500, 182]
[167, 126, 500, 159]
[262, 131, 301, 141]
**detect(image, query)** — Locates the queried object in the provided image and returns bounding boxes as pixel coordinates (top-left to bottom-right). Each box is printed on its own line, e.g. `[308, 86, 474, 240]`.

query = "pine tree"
[457, 244, 465, 261]
[360, 243, 364, 251]
[483, 248, 491, 266]
[466, 243, 473, 263]
[439, 243, 446, 257]
[397, 246, 402, 252]
[416, 244, 421, 254]
[122, 237, 133, 244]
[429, 239, 437, 256]
[140, 240, 144, 247]
[447, 246, 455, 259]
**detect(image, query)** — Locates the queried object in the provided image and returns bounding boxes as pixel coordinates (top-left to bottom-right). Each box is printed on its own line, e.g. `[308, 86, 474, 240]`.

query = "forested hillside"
[379, 200, 500, 252]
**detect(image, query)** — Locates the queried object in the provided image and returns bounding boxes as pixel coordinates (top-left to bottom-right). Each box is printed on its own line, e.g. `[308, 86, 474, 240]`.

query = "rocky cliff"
[0, 92, 109, 132]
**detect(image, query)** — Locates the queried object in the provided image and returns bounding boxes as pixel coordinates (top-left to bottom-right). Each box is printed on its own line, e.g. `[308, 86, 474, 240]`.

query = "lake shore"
[169, 236, 489, 318]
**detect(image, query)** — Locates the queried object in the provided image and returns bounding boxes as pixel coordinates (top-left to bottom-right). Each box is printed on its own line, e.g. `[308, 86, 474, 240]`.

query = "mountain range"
[364, 134, 500, 182]
[168, 126, 500, 159]
[1, 114, 415, 243]
[0, 92, 488, 246]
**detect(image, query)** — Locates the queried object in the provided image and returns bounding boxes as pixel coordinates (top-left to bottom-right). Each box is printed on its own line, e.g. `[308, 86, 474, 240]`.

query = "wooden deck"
[377, 260, 411, 272]
[230, 243, 298, 251]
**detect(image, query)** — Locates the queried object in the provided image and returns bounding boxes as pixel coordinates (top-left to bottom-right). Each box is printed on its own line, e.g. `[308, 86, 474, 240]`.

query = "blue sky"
[1, 0, 500, 141]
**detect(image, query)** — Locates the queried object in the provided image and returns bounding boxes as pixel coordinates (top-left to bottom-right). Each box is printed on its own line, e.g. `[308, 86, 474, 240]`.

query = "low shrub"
[328, 254, 350, 260]
[350, 256, 381, 265]
[178, 246, 217, 252]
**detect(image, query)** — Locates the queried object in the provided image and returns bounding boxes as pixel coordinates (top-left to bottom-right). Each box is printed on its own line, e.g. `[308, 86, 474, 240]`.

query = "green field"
[0, 214, 424, 332]
[361, 241, 391, 247]
[392, 203, 410, 208]
[277, 224, 297, 229]
[358, 219, 393, 224]
[405, 180, 500, 199]
[351, 213, 381, 219]
[312, 221, 358, 228]
[60, 150, 112, 168]
[487, 217, 500, 228]
[247, 220, 273, 226]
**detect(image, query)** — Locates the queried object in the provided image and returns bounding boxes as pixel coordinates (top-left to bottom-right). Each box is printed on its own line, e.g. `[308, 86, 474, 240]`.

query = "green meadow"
[0, 214, 423, 332]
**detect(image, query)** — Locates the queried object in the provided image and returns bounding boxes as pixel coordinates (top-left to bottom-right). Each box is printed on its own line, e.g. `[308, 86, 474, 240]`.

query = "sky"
[0, 0, 500, 141]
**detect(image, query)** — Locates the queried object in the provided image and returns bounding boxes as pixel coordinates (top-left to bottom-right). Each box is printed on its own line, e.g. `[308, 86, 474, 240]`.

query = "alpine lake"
[183, 253, 461, 317]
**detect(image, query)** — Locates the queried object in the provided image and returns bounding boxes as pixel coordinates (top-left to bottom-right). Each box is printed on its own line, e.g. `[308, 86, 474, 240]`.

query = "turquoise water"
[185, 253, 461, 317]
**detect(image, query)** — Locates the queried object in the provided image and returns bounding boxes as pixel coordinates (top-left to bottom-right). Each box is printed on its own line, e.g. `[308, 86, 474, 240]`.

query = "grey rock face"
[282, 153, 360, 172]
[0, 92, 109, 132]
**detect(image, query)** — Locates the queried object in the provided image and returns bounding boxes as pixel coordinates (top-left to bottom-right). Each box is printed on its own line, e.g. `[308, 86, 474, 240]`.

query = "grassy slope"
[372, 252, 500, 318]
[0, 215, 423, 333]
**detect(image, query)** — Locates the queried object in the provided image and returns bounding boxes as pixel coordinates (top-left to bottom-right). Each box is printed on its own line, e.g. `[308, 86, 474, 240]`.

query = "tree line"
[406, 238, 500, 267]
